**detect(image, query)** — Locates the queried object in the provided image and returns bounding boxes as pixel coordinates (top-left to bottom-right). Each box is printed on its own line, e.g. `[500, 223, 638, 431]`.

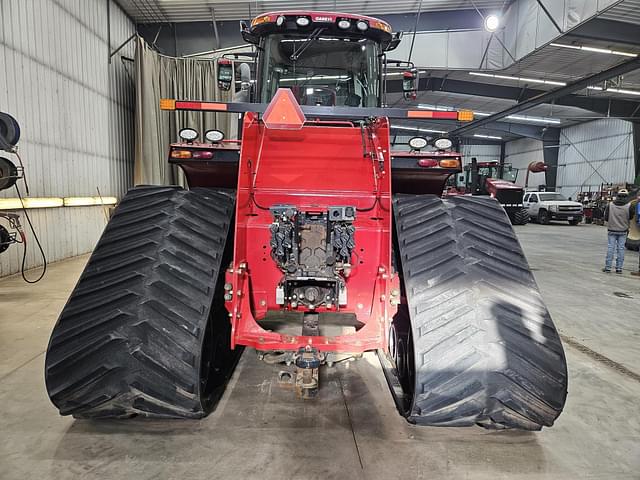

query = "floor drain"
[613, 291, 632, 298]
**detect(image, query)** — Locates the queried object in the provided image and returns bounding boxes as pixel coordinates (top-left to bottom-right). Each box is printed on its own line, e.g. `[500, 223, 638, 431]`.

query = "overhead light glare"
[550, 42, 637, 57]
[587, 85, 640, 95]
[393, 126, 447, 134]
[607, 88, 640, 96]
[506, 114, 561, 124]
[469, 71, 566, 86]
[474, 134, 502, 140]
[484, 15, 500, 32]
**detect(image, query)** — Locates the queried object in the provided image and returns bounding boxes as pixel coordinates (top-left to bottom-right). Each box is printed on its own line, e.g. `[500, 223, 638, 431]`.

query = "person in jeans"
[603, 189, 633, 273]
[632, 193, 640, 278]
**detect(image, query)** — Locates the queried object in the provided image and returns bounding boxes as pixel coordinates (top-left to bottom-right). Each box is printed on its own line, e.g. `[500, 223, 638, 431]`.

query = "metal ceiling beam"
[449, 55, 640, 136]
[570, 19, 640, 48]
[386, 77, 640, 118]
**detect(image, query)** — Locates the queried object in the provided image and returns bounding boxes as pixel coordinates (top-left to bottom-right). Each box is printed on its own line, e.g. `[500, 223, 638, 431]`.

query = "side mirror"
[385, 32, 402, 52]
[402, 68, 418, 100]
[217, 58, 234, 91]
[240, 21, 259, 45]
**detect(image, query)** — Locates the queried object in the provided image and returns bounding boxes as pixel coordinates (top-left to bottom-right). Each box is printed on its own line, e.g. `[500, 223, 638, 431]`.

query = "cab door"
[527, 193, 540, 216]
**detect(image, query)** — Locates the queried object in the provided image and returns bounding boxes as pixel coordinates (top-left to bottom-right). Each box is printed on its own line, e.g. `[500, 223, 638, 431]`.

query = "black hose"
[15, 184, 47, 283]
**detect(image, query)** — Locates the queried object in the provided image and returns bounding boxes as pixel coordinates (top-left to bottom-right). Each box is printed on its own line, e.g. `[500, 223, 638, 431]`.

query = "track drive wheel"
[382, 194, 568, 430]
[45, 186, 240, 418]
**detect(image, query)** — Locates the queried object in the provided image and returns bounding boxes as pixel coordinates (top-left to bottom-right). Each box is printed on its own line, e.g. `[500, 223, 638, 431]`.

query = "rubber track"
[45, 186, 236, 419]
[510, 208, 530, 226]
[393, 194, 567, 430]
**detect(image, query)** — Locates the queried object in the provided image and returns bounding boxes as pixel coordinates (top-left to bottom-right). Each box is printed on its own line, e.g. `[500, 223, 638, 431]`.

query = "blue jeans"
[605, 232, 626, 271]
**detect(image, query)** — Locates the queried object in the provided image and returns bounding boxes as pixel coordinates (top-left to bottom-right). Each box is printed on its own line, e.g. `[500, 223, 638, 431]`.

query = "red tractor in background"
[454, 158, 530, 225]
[45, 11, 567, 430]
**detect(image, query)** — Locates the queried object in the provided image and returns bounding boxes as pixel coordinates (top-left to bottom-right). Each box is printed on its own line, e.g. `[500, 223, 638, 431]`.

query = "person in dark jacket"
[603, 189, 633, 273]
[632, 193, 640, 278]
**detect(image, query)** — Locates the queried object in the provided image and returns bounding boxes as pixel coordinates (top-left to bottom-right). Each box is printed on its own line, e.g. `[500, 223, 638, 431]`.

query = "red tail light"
[192, 151, 214, 159]
[418, 159, 439, 168]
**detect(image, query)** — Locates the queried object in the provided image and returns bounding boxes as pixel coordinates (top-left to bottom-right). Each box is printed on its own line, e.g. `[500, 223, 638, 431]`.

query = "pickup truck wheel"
[538, 210, 550, 225]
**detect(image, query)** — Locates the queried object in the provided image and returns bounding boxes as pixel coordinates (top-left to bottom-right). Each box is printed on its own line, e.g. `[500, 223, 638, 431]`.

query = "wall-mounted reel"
[0, 112, 25, 256]
[0, 112, 20, 152]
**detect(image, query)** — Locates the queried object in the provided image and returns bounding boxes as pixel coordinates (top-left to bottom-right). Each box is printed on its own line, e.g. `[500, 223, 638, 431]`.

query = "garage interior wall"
[556, 118, 636, 198]
[504, 138, 546, 189]
[460, 144, 501, 166]
[134, 37, 238, 186]
[0, 0, 135, 277]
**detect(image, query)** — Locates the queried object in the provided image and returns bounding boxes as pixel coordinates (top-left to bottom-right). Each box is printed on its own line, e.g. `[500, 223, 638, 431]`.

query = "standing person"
[603, 189, 633, 273]
[632, 193, 640, 278]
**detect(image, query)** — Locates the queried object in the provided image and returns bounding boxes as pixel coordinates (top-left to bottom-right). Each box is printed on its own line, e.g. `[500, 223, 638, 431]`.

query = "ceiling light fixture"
[550, 42, 637, 58]
[587, 85, 640, 95]
[506, 114, 561, 124]
[474, 134, 502, 140]
[469, 72, 566, 86]
[484, 15, 500, 32]
[393, 126, 448, 134]
[607, 87, 640, 96]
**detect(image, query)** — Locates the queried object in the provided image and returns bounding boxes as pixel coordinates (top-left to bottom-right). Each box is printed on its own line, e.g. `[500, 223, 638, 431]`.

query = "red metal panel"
[225, 113, 397, 353]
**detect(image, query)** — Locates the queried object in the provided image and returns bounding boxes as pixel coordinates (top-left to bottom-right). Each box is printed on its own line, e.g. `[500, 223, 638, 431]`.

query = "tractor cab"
[460, 160, 519, 194]
[242, 12, 400, 107]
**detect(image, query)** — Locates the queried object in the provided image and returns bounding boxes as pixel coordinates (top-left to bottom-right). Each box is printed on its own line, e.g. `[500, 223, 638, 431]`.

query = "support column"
[543, 128, 561, 190]
[633, 121, 640, 183]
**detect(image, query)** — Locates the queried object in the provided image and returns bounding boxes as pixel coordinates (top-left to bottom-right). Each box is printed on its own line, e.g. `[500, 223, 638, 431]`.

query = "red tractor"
[45, 11, 567, 430]
[455, 158, 530, 225]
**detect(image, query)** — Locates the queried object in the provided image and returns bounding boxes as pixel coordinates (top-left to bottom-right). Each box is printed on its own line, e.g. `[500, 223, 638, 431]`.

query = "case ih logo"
[313, 15, 335, 22]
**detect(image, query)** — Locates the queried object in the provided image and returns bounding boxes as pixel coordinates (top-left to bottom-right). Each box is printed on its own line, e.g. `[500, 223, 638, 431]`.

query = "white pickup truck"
[524, 191, 583, 225]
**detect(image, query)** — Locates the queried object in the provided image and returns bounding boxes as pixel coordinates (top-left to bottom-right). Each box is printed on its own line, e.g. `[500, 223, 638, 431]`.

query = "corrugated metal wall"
[460, 144, 501, 166]
[504, 138, 545, 188]
[0, 0, 135, 277]
[556, 119, 635, 198]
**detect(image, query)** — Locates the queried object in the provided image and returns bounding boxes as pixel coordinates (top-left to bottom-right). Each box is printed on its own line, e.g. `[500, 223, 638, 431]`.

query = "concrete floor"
[1, 223, 639, 480]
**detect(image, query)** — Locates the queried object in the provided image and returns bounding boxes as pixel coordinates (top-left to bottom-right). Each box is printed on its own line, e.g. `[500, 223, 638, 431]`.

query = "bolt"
[224, 293, 233, 301]
[224, 283, 233, 291]
[357, 303, 364, 309]
[391, 289, 400, 297]
[236, 290, 242, 297]
[239, 262, 247, 269]
[260, 300, 267, 307]
[378, 266, 386, 274]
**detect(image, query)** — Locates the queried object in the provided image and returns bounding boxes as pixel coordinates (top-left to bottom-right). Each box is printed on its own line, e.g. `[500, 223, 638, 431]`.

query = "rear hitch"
[295, 346, 321, 399]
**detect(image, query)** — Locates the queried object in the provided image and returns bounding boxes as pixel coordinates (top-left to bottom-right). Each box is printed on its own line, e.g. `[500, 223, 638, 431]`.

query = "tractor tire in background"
[383, 194, 568, 430]
[508, 208, 529, 226]
[45, 186, 239, 419]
